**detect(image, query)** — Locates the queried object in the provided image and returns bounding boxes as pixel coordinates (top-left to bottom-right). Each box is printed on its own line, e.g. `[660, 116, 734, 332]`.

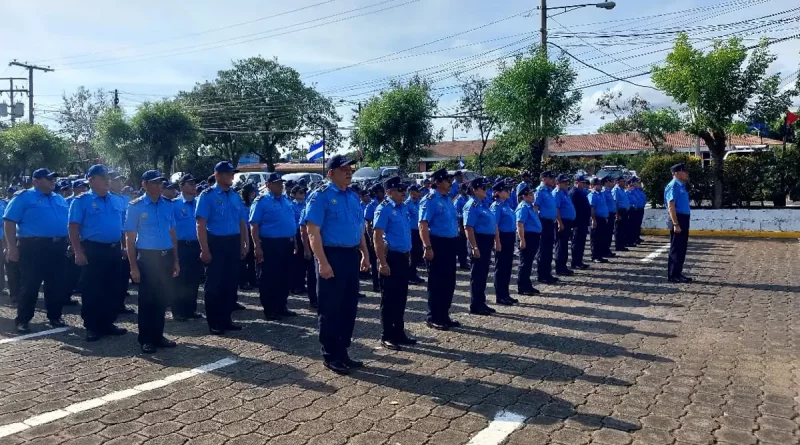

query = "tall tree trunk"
[529, 138, 545, 179]
[478, 140, 487, 175]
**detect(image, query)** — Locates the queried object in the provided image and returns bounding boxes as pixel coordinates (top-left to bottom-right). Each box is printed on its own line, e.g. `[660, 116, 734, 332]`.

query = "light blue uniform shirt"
[509, 188, 518, 210]
[305, 183, 364, 248]
[491, 199, 516, 233]
[534, 184, 556, 220]
[68, 190, 125, 243]
[292, 200, 304, 228]
[195, 185, 245, 236]
[664, 178, 690, 214]
[603, 187, 616, 213]
[405, 197, 420, 230]
[636, 188, 647, 208]
[464, 197, 496, 235]
[552, 188, 576, 221]
[589, 190, 609, 218]
[124, 196, 175, 250]
[364, 198, 379, 222]
[249, 192, 297, 238]
[516, 201, 541, 233]
[626, 189, 638, 209]
[172, 196, 198, 241]
[448, 181, 462, 199]
[612, 185, 630, 209]
[3, 188, 69, 238]
[0, 199, 7, 239]
[374, 198, 411, 253]
[419, 190, 458, 238]
[453, 195, 468, 220]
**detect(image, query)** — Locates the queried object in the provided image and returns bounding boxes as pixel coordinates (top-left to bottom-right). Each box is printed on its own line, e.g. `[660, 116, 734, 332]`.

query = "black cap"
[179, 174, 196, 185]
[326, 155, 355, 171]
[165, 181, 179, 190]
[382, 176, 404, 191]
[267, 172, 284, 183]
[469, 177, 488, 189]
[453, 170, 463, 177]
[291, 185, 305, 195]
[214, 161, 239, 173]
[556, 174, 570, 183]
[430, 168, 452, 182]
[603, 175, 615, 183]
[627, 177, 638, 185]
[369, 183, 384, 193]
[492, 181, 507, 192]
[141, 170, 164, 183]
[408, 184, 420, 192]
[590, 178, 602, 186]
[518, 185, 531, 195]
[540, 170, 555, 179]
[242, 182, 258, 193]
[671, 163, 687, 173]
[32, 168, 58, 179]
[575, 174, 588, 183]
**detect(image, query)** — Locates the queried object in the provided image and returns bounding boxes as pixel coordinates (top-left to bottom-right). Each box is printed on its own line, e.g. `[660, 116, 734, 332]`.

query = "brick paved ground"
[0, 236, 797, 445]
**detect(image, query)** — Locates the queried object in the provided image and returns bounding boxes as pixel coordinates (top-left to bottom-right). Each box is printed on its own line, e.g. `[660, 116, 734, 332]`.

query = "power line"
[547, 42, 658, 90]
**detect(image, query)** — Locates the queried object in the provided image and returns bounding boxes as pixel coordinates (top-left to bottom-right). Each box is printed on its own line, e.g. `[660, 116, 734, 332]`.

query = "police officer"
[449, 170, 464, 199]
[106, 171, 135, 315]
[553, 174, 577, 276]
[4, 186, 20, 302]
[534, 171, 558, 284]
[419, 168, 460, 330]
[515, 186, 541, 295]
[0, 192, 8, 297]
[602, 177, 617, 257]
[463, 177, 498, 315]
[665, 163, 692, 283]
[298, 196, 318, 309]
[516, 171, 531, 197]
[239, 182, 259, 292]
[569, 175, 591, 270]
[3, 168, 69, 333]
[613, 175, 631, 251]
[305, 155, 370, 375]
[72, 179, 89, 197]
[628, 177, 645, 245]
[453, 182, 470, 271]
[373, 176, 416, 350]
[405, 185, 424, 284]
[196, 161, 249, 335]
[162, 181, 179, 200]
[588, 178, 610, 263]
[364, 183, 384, 292]
[125, 170, 179, 353]
[250, 173, 298, 320]
[55, 179, 82, 307]
[56, 180, 73, 200]
[172, 174, 204, 321]
[491, 181, 517, 305]
[68, 164, 128, 341]
[291, 185, 308, 294]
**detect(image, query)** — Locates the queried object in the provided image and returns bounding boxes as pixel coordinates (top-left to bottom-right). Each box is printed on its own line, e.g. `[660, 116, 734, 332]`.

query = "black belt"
[323, 245, 359, 251]
[21, 237, 66, 243]
[84, 240, 120, 248]
[139, 249, 172, 256]
[178, 240, 199, 245]
[260, 236, 294, 242]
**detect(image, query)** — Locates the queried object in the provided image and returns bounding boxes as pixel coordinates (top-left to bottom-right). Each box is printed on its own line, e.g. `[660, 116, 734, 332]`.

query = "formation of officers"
[1, 155, 669, 375]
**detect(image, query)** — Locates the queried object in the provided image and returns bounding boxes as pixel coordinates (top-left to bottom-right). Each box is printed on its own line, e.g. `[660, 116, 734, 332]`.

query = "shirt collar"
[180, 195, 194, 204]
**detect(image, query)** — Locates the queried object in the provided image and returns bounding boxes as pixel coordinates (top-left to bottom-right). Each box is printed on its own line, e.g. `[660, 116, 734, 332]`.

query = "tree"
[652, 34, 775, 208]
[0, 124, 68, 181]
[56, 87, 110, 171]
[353, 77, 443, 172]
[452, 75, 498, 174]
[94, 109, 148, 179]
[593, 90, 682, 152]
[745, 72, 798, 140]
[485, 46, 582, 178]
[130, 100, 198, 175]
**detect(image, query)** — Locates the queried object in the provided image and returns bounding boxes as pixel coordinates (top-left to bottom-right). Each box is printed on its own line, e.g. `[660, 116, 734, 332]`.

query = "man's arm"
[4, 220, 18, 262]
[170, 227, 179, 277]
[239, 219, 248, 257]
[68, 223, 87, 265]
[306, 222, 331, 278]
[125, 231, 139, 282]
[197, 218, 211, 263]
[668, 201, 681, 233]
[373, 228, 388, 275]
[590, 206, 597, 229]
[250, 223, 262, 263]
[300, 224, 312, 258]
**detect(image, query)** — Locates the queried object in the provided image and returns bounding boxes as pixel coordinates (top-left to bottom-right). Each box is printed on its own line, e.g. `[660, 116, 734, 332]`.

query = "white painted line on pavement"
[640, 244, 670, 263]
[0, 327, 70, 345]
[0, 356, 239, 439]
[466, 410, 526, 445]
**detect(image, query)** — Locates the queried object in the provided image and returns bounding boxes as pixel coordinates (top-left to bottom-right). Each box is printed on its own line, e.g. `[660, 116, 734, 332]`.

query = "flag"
[285, 152, 292, 162]
[458, 156, 465, 169]
[307, 140, 324, 161]
[786, 111, 798, 126]
[748, 122, 767, 134]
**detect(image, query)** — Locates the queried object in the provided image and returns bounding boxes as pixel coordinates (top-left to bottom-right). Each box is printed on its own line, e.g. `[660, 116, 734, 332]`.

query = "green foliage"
[484, 166, 520, 178]
[600, 152, 653, 174]
[722, 156, 760, 207]
[453, 75, 498, 174]
[746, 73, 798, 128]
[0, 124, 69, 181]
[56, 86, 110, 171]
[541, 156, 572, 175]
[93, 109, 148, 180]
[353, 77, 443, 172]
[485, 46, 582, 177]
[131, 100, 198, 175]
[639, 153, 708, 207]
[593, 90, 682, 151]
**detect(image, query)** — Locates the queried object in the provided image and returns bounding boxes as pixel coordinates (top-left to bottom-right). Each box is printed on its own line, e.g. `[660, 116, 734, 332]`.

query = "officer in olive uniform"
[419, 168, 460, 330]
[125, 170, 179, 353]
[172, 174, 204, 321]
[250, 173, 298, 320]
[68, 164, 128, 341]
[3, 168, 69, 333]
[665, 163, 692, 283]
[305, 155, 371, 375]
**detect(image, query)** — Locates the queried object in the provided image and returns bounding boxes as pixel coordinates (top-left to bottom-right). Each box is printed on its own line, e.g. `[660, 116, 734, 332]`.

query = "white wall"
[642, 208, 800, 232]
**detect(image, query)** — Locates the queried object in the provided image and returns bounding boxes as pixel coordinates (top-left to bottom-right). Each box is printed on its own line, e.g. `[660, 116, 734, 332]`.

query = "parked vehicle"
[409, 172, 433, 185]
[352, 166, 400, 187]
[234, 172, 273, 187]
[448, 170, 479, 182]
[595, 165, 628, 180]
[280, 172, 325, 186]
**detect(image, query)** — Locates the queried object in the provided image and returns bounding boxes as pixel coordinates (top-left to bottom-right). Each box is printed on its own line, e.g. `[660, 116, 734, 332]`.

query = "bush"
[484, 166, 520, 178]
[723, 156, 760, 207]
[640, 153, 708, 207]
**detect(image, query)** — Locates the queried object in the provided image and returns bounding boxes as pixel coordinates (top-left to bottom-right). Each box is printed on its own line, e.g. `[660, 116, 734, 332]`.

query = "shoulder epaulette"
[129, 196, 144, 204]
[318, 184, 329, 193]
[254, 194, 264, 202]
[201, 187, 213, 195]
[470, 200, 478, 207]
[13, 190, 24, 197]
[426, 191, 435, 199]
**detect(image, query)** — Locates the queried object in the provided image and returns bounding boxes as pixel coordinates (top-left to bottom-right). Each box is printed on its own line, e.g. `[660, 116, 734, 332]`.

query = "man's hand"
[6, 247, 19, 262]
[319, 262, 334, 279]
[200, 250, 212, 264]
[495, 240, 502, 252]
[254, 246, 264, 264]
[379, 262, 390, 277]
[423, 247, 434, 261]
[673, 224, 682, 234]
[240, 245, 248, 259]
[519, 239, 526, 250]
[616, 214, 621, 221]
[360, 255, 370, 273]
[130, 267, 141, 283]
[172, 261, 180, 278]
[591, 220, 597, 229]
[557, 221, 564, 232]
[471, 246, 480, 259]
[75, 252, 89, 266]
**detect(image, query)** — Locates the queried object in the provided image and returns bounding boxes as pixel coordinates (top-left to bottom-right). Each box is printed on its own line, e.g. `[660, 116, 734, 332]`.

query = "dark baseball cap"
[557, 174, 570, 183]
[141, 170, 164, 183]
[214, 161, 239, 173]
[430, 168, 453, 182]
[575, 174, 588, 183]
[72, 179, 87, 189]
[671, 163, 687, 173]
[590, 178, 602, 186]
[32, 168, 58, 179]
[326, 155, 355, 171]
[540, 170, 555, 179]
[86, 164, 109, 178]
[267, 172, 284, 183]
[6, 186, 16, 194]
[179, 174, 196, 185]
[469, 177, 488, 189]
[518, 185, 531, 195]
[492, 181, 507, 192]
[382, 176, 404, 191]
[369, 183, 385, 193]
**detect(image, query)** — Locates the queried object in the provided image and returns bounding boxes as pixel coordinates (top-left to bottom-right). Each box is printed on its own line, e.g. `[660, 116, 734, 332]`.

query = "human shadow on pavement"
[495, 313, 678, 339]
[520, 302, 678, 323]
[538, 291, 683, 308]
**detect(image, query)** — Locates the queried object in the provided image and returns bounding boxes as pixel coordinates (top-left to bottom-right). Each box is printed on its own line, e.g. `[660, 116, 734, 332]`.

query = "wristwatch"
[423, 246, 433, 251]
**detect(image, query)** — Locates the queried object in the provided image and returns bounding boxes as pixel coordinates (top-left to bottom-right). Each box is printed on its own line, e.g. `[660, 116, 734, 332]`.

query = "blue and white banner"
[308, 140, 325, 161]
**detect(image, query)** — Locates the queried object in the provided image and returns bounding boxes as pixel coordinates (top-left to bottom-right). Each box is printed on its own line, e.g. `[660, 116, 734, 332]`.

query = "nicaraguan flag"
[458, 156, 465, 169]
[308, 140, 324, 161]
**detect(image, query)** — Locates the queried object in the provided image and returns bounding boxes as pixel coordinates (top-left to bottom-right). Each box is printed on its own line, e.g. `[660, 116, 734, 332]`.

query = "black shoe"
[140, 343, 157, 354]
[209, 327, 225, 336]
[518, 288, 540, 296]
[555, 269, 574, 276]
[667, 277, 681, 283]
[358, 293, 367, 299]
[224, 323, 243, 331]
[506, 296, 519, 304]
[264, 313, 281, 321]
[118, 307, 135, 315]
[233, 303, 247, 311]
[426, 320, 449, 331]
[396, 335, 418, 346]
[573, 264, 590, 270]
[309, 301, 319, 309]
[680, 275, 693, 282]
[615, 247, 630, 252]
[605, 252, 617, 257]
[495, 299, 514, 306]
[239, 284, 253, 291]
[173, 315, 188, 322]
[105, 325, 128, 336]
[49, 318, 67, 328]
[446, 319, 462, 328]
[372, 285, 380, 293]
[592, 258, 609, 263]
[156, 337, 177, 348]
[324, 360, 350, 375]
[380, 339, 402, 351]
[538, 277, 559, 284]
[86, 329, 102, 342]
[342, 355, 364, 369]
[470, 307, 494, 315]
[459, 265, 471, 271]
[279, 310, 298, 317]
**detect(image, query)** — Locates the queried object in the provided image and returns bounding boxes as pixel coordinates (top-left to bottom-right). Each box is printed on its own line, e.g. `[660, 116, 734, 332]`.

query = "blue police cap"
[369, 182, 384, 193]
[141, 170, 164, 183]
[58, 179, 73, 190]
[408, 184, 421, 192]
[671, 163, 686, 173]
[195, 184, 206, 194]
[179, 174, 196, 185]
[164, 181, 179, 190]
[518, 185, 531, 195]
[72, 179, 87, 189]
[32, 168, 58, 179]
[267, 172, 284, 183]
[86, 164, 109, 178]
[556, 174, 570, 183]
[431, 168, 452, 182]
[540, 170, 555, 179]
[382, 176, 404, 191]
[6, 186, 16, 194]
[122, 186, 134, 193]
[469, 177, 488, 189]
[590, 178, 602, 186]
[627, 177, 637, 185]
[521, 170, 532, 177]
[326, 155, 355, 171]
[492, 181, 507, 192]
[603, 175, 615, 183]
[214, 161, 239, 173]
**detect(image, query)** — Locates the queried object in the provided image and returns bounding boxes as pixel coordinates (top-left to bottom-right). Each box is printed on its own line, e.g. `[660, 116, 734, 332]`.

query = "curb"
[641, 228, 800, 239]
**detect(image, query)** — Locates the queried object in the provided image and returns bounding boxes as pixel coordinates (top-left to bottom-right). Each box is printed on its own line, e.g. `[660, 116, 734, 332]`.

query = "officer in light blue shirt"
[588, 178, 609, 263]
[448, 170, 464, 199]
[290, 185, 308, 295]
[172, 174, 203, 321]
[418, 168, 460, 330]
[4, 168, 69, 333]
[406, 185, 425, 283]
[491, 181, 517, 306]
[463, 177, 497, 315]
[304, 155, 370, 375]
[250, 172, 297, 319]
[627, 177, 645, 245]
[373, 176, 415, 350]
[552, 174, 577, 275]
[665, 163, 692, 282]
[515, 185, 541, 296]
[453, 183, 470, 270]
[612, 176, 632, 251]
[516, 170, 532, 198]
[602, 177, 617, 258]
[534, 171, 558, 283]
[297, 197, 318, 309]
[124, 169, 178, 353]
[364, 183, 384, 293]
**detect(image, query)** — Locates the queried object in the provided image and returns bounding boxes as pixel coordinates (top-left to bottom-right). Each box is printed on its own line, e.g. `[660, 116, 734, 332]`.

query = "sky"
[0, 0, 798, 150]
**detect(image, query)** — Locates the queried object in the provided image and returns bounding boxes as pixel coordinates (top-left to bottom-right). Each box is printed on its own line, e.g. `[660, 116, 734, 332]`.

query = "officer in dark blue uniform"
[125, 170, 179, 353]
[3, 186, 20, 302]
[196, 161, 249, 335]
[373, 176, 416, 351]
[0, 193, 8, 297]
[588, 178, 610, 263]
[613, 176, 631, 251]
[405, 185, 424, 284]
[68, 164, 128, 341]
[534, 171, 558, 284]
[627, 177, 645, 245]
[298, 197, 318, 309]
[553, 174, 577, 276]
[305, 155, 370, 375]
[250, 172, 298, 320]
[172, 174, 204, 321]
[665, 163, 692, 283]
[453, 183, 470, 270]
[515, 186, 541, 295]
[491, 181, 517, 306]
[569, 175, 591, 270]
[463, 177, 497, 316]
[419, 168, 460, 330]
[602, 176, 617, 258]
[291, 186, 308, 295]
[364, 183, 384, 292]
[3, 168, 69, 333]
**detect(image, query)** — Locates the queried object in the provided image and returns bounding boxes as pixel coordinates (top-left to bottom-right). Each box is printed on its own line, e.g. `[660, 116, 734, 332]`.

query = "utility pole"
[0, 78, 28, 126]
[541, 0, 548, 56]
[9, 60, 54, 125]
[113, 89, 120, 109]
